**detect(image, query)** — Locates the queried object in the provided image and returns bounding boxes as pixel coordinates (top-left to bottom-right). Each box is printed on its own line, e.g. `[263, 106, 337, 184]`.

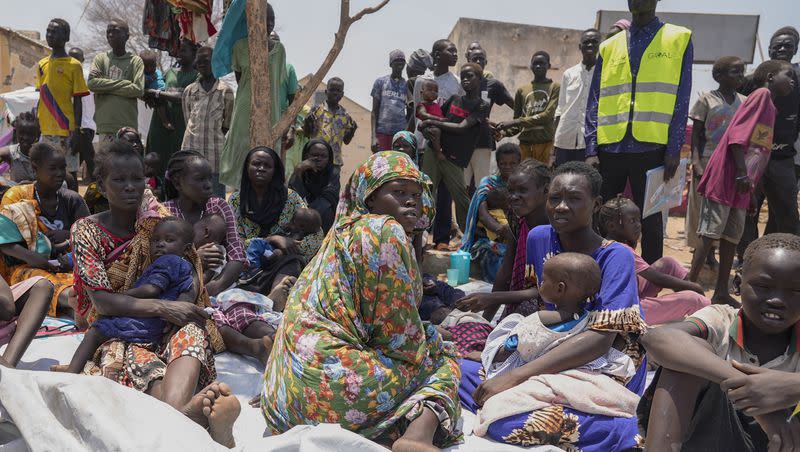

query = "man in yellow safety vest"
[585, 0, 693, 264]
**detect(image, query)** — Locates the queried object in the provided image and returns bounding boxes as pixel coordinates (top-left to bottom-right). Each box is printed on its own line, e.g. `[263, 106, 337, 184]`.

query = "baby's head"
[151, 217, 194, 260]
[143, 152, 160, 178]
[421, 78, 439, 103]
[193, 214, 227, 248]
[139, 50, 158, 75]
[598, 195, 641, 248]
[539, 252, 601, 314]
[739, 234, 800, 335]
[287, 208, 321, 241]
[486, 187, 509, 211]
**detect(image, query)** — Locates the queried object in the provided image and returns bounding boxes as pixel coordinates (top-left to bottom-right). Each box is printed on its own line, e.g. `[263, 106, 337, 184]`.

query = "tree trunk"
[246, 0, 272, 148]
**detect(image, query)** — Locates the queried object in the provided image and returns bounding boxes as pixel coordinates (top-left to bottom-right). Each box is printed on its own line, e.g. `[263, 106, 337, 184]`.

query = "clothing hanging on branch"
[144, 0, 217, 54]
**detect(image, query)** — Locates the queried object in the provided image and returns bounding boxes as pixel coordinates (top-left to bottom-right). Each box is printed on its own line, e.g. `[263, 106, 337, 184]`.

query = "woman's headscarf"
[391, 131, 419, 163]
[335, 151, 434, 232]
[239, 146, 288, 236]
[291, 139, 335, 203]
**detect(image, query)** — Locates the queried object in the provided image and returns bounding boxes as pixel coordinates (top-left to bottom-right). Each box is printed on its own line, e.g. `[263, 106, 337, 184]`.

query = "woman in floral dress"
[261, 152, 462, 451]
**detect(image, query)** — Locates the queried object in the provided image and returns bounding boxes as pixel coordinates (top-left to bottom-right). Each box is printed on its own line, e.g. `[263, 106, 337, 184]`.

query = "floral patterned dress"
[228, 188, 323, 261]
[261, 152, 462, 447]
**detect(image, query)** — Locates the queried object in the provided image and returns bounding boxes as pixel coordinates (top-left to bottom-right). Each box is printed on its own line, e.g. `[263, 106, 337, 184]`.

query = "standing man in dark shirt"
[420, 63, 490, 236]
[585, 0, 693, 264]
[465, 47, 514, 192]
[738, 26, 800, 259]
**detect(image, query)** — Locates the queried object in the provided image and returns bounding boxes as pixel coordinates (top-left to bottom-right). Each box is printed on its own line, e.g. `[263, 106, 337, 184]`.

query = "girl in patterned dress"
[261, 152, 462, 451]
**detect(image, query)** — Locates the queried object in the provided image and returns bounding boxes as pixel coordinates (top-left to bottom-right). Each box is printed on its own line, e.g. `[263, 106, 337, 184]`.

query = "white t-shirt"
[80, 69, 96, 131]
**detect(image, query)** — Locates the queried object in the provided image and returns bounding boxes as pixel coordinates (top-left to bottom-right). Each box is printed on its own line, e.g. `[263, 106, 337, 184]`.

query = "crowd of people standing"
[2, 0, 800, 450]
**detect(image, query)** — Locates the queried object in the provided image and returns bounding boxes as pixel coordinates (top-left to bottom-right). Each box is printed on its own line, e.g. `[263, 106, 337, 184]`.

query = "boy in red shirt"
[688, 59, 796, 307]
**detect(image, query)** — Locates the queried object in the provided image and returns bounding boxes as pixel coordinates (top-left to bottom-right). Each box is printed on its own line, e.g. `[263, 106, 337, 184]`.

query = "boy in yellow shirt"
[36, 18, 89, 190]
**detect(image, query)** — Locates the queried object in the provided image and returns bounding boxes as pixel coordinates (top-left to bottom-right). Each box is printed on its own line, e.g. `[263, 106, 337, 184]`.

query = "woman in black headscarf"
[229, 147, 324, 290]
[288, 139, 339, 232]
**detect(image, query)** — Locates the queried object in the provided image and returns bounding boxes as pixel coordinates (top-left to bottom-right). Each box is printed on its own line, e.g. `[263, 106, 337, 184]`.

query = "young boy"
[371, 50, 407, 152]
[419, 63, 489, 244]
[37, 18, 89, 191]
[0, 112, 41, 183]
[554, 29, 601, 166]
[304, 77, 357, 170]
[193, 214, 228, 285]
[687, 56, 747, 262]
[465, 46, 514, 190]
[143, 152, 164, 200]
[688, 59, 795, 307]
[181, 46, 234, 198]
[640, 233, 800, 451]
[480, 187, 509, 242]
[67, 47, 97, 183]
[415, 78, 446, 161]
[498, 51, 560, 165]
[139, 50, 171, 132]
[87, 19, 145, 143]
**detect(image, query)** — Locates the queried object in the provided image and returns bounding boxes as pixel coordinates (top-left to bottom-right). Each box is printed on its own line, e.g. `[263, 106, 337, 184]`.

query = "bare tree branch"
[350, 0, 390, 23]
[263, 0, 391, 151]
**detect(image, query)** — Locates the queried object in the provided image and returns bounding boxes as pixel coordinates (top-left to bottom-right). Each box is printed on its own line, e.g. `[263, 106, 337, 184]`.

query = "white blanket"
[0, 282, 560, 451]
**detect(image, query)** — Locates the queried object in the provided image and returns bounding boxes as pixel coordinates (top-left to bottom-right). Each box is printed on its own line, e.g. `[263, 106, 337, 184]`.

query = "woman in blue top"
[459, 161, 647, 451]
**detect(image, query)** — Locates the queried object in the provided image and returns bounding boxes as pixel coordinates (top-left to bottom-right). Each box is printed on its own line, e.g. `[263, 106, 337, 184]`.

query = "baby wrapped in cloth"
[473, 253, 642, 436]
[473, 311, 641, 436]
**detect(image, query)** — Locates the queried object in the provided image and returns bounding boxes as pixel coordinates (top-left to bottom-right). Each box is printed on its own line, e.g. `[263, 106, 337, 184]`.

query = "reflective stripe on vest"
[597, 23, 691, 145]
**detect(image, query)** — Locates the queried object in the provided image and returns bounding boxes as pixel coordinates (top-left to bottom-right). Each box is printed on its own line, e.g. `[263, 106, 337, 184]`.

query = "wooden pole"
[245, 0, 272, 148]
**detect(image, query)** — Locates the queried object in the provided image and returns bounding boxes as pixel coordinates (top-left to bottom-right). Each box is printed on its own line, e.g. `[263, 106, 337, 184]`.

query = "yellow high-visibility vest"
[597, 23, 692, 145]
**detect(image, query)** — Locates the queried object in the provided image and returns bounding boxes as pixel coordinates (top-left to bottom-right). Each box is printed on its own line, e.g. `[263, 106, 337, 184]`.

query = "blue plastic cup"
[447, 268, 460, 286]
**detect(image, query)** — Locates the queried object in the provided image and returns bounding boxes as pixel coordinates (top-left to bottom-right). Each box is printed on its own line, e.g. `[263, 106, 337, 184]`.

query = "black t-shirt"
[740, 66, 800, 159]
[40, 187, 91, 232]
[440, 95, 490, 168]
[475, 78, 514, 149]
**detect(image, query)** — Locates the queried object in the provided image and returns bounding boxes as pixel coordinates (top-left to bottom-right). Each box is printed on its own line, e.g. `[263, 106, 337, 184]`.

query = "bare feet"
[0, 355, 12, 368]
[268, 276, 296, 312]
[50, 364, 70, 372]
[203, 382, 240, 448]
[181, 382, 222, 427]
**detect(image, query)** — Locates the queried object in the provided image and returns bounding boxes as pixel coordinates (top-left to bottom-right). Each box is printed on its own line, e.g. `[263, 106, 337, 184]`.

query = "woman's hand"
[472, 372, 522, 407]
[456, 293, 496, 313]
[197, 243, 225, 270]
[45, 229, 71, 244]
[294, 160, 315, 174]
[722, 361, 800, 416]
[159, 301, 209, 327]
[268, 235, 300, 255]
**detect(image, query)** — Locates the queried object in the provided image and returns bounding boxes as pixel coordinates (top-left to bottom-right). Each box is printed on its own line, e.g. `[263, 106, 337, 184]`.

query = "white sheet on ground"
[0, 280, 555, 452]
